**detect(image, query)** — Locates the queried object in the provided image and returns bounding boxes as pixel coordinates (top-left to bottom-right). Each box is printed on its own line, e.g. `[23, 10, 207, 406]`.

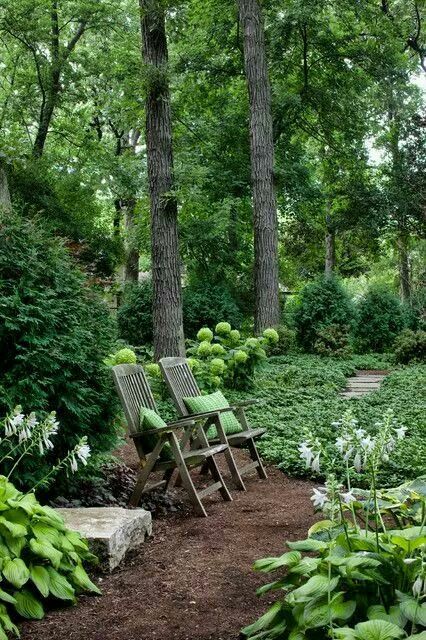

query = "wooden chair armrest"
[166, 418, 196, 428]
[234, 398, 262, 408]
[130, 424, 187, 437]
[187, 407, 235, 420]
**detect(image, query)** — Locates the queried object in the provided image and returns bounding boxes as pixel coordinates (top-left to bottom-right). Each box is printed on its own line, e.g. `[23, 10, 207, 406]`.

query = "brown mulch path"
[22, 450, 317, 640]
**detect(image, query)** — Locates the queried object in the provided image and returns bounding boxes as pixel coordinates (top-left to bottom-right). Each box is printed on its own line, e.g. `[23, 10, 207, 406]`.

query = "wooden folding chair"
[112, 364, 232, 517]
[159, 357, 267, 492]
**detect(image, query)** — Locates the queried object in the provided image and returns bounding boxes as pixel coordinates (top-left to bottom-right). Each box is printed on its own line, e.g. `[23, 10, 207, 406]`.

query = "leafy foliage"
[355, 287, 407, 353]
[182, 285, 243, 338]
[393, 330, 426, 365]
[0, 213, 120, 490]
[294, 277, 355, 352]
[0, 476, 99, 638]
[117, 281, 153, 347]
[314, 324, 352, 358]
[227, 356, 425, 488]
[186, 323, 278, 391]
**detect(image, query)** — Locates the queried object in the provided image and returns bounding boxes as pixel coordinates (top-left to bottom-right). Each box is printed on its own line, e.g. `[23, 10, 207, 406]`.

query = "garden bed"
[22, 455, 317, 640]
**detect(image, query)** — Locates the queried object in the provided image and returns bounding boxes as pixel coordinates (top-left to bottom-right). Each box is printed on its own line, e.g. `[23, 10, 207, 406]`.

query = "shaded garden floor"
[22, 452, 317, 640]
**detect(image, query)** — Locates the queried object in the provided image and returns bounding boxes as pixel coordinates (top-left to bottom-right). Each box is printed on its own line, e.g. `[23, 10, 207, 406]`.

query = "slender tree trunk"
[124, 199, 139, 283]
[237, 0, 280, 333]
[140, 0, 185, 359]
[397, 229, 411, 302]
[324, 229, 335, 277]
[0, 161, 11, 213]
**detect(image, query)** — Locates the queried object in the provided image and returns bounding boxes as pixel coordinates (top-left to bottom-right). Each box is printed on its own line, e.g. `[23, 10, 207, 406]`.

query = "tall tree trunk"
[124, 198, 139, 283]
[0, 161, 11, 213]
[397, 229, 411, 302]
[324, 229, 335, 277]
[237, 0, 280, 333]
[140, 0, 185, 359]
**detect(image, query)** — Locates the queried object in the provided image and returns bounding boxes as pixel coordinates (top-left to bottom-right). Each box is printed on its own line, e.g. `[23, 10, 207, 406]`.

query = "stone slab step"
[346, 382, 381, 388]
[56, 507, 152, 572]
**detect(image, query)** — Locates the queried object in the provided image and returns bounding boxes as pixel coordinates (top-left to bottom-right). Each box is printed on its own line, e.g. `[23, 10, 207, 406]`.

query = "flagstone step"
[340, 370, 388, 399]
[56, 507, 152, 571]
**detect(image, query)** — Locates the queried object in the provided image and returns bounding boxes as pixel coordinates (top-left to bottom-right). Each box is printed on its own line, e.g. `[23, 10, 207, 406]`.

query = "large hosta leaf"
[0, 516, 27, 538]
[354, 620, 404, 640]
[31, 522, 61, 547]
[254, 551, 301, 572]
[29, 538, 62, 569]
[71, 564, 101, 595]
[241, 601, 283, 638]
[2, 558, 30, 588]
[13, 589, 44, 620]
[399, 597, 426, 626]
[289, 574, 339, 603]
[7, 493, 38, 515]
[287, 539, 328, 552]
[367, 605, 406, 628]
[0, 589, 16, 604]
[30, 565, 50, 598]
[46, 567, 75, 601]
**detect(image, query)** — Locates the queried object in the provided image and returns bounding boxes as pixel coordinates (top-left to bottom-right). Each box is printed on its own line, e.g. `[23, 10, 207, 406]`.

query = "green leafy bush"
[104, 348, 137, 367]
[393, 329, 426, 364]
[186, 323, 277, 391]
[268, 325, 298, 356]
[314, 324, 352, 358]
[0, 213, 119, 490]
[0, 407, 100, 638]
[294, 277, 355, 352]
[117, 281, 153, 346]
[243, 411, 426, 640]
[183, 285, 243, 338]
[355, 286, 406, 352]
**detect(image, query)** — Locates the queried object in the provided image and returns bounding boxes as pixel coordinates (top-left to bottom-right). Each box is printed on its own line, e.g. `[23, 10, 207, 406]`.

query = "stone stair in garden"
[340, 370, 388, 399]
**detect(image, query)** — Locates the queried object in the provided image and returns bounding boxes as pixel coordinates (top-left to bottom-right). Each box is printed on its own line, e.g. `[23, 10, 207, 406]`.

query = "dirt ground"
[22, 447, 317, 640]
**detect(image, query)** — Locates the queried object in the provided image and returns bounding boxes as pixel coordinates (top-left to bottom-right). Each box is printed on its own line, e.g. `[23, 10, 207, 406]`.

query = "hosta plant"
[0, 408, 100, 638]
[243, 410, 426, 639]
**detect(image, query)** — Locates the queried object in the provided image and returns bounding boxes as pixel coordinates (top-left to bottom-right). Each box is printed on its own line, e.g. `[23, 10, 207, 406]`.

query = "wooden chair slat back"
[159, 357, 201, 416]
[112, 364, 157, 435]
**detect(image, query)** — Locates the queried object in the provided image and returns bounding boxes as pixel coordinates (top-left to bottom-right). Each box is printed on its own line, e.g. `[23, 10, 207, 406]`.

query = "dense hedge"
[294, 276, 355, 352]
[354, 285, 406, 352]
[0, 213, 120, 489]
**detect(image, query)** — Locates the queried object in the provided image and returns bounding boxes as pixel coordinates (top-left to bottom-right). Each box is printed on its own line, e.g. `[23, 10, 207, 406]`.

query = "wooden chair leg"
[206, 456, 232, 502]
[247, 437, 268, 480]
[169, 433, 207, 517]
[162, 467, 175, 490]
[129, 438, 165, 506]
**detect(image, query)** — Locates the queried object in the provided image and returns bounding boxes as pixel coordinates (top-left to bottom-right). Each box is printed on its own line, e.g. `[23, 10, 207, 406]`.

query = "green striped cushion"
[139, 407, 173, 461]
[183, 391, 242, 439]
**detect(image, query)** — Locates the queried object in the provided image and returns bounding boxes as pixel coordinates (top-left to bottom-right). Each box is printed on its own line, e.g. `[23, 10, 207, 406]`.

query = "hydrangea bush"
[0, 408, 100, 638]
[243, 409, 426, 640]
[186, 322, 279, 391]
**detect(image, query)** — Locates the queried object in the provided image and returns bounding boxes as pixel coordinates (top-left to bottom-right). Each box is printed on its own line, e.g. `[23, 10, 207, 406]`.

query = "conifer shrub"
[0, 213, 119, 490]
[354, 285, 406, 352]
[294, 277, 355, 352]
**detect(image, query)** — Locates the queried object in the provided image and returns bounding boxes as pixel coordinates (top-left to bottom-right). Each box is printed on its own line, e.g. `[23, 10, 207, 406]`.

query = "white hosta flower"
[298, 442, 314, 468]
[76, 443, 91, 466]
[394, 425, 407, 440]
[335, 436, 349, 453]
[340, 490, 356, 505]
[311, 454, 321, 473]
[343, 447, 354, 462]
[70, 454, 78, 473]
[5, 412, 25, 436]
[360, 436, 374, 453]
[311, 487, 328, 509]
[354, 428, 366, 440]
[331, 421, 341, 428]
[412, 576, 423, 598]
[353, 452, 362, 473]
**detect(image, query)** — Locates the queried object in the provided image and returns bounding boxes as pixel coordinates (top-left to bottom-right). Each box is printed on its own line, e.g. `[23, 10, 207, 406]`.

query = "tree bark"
[324, 229, 335, 277]
[140, 0, 185, 359]
[32, 3, 87, 157]
[124, 198, 139, 283]
[397, 229, 411, 302]
[237, 0, 280, 333]
[0, 161, 11, 213]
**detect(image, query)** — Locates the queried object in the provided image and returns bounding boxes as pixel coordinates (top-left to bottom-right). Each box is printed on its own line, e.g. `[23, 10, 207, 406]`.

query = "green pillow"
[183, 390, 242, 439]
[139, 407, 173, 461]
